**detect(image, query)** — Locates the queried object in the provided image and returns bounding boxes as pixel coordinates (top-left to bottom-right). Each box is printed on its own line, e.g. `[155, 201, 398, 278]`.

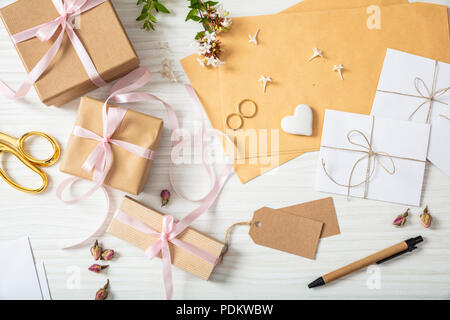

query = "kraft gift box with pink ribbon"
[59, 96, 163, 195]
[0, 0, 139, 106]
[107, 196, 225, 300]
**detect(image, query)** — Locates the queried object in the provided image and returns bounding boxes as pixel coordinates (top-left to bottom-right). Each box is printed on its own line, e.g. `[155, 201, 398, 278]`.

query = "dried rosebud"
[90, 240, 102, 260]
[95, 279, 109, 300]
[160, 189, 170, 207]
[101, 249, 115, 261]
[393, 209, 409, 227]
[89, 264, 109, 273]
[420, 206, 432, 228]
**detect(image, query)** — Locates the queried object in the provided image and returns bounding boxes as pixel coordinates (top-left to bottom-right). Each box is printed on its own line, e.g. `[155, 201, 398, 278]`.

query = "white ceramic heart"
[281, 104, 313, 136]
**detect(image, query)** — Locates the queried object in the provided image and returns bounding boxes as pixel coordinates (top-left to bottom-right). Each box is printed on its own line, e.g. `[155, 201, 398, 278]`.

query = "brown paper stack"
[59, 97, 163, 195]
[0, 0, 139, 106]
[181, 0, 450, 183]
[107, 196, 225, 280]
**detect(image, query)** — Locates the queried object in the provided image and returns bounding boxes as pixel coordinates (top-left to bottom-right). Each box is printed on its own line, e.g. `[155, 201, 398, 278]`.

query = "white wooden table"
[0, 0, 449, 300]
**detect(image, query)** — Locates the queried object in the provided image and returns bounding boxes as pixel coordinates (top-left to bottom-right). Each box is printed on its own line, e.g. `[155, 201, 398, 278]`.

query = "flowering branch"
[136, 0, 170, 31]
[186, 0, 232, 67]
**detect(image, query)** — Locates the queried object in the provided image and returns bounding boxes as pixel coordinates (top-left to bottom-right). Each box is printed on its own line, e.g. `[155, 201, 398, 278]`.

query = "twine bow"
[0, 0, 107, 99]
[377, 60, 449, 123]
[321, 117, 425, 199]
[113, 209, 219, 300]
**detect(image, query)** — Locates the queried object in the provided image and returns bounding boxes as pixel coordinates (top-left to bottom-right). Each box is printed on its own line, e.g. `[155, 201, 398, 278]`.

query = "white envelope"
[35, 262, 52, 300]
[0, 237, 49, 300]
[316, 110, 430, 206]
[371, 48, 450, 177]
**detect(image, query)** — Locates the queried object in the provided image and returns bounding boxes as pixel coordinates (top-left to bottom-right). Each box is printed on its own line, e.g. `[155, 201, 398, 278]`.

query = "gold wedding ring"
[238, 99, 257, 118]
[226, 99, 258, 130]
[226, 113, 244, 130]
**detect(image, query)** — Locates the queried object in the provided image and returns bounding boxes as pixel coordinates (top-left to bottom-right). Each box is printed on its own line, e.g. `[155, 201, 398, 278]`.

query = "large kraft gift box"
[107, 196, 225, 280]
[0, 0, 139, 106]
[59, 97, 163, 195]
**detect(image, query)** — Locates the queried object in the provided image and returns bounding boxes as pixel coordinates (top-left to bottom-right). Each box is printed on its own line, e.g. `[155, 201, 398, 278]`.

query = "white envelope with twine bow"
[316, 110, 430, 206]
[371, 49, 450, 177]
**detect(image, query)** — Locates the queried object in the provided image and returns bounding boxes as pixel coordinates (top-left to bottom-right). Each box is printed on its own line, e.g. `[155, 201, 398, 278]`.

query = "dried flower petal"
[393, 209, 409, 227]
[89, 264, 109, 273]
[95, 279, 109, 300]
[161, 189, 170, 207]
[90, 240, 102, 261]
[420, 206, 432, 228]
[101, 249, 115, 261]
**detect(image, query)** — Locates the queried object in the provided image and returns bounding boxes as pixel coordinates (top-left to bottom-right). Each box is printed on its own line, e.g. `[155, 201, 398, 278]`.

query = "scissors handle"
[18, 131, 61, 167]
[0, 143, 48, 194]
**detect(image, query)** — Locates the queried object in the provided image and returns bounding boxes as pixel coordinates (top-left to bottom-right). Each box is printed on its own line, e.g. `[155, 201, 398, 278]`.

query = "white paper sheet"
[35, 262, 51, 300]
[371, 48, 450, 177]
[316, 110, 430, 206]
[0, 237, 46, 300]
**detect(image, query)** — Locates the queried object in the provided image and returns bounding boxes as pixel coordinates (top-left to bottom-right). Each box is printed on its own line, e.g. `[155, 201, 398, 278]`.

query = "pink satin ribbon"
[114, 209, 219, 300]
[57, 66, 235, 251]
[0, 0, 107, 99]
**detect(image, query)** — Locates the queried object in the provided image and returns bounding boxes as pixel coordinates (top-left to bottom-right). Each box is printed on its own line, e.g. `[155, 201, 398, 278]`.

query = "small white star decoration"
[333, 64, 345, 80]
[248, 29, 260, 45]
[308, 48, 323, 61]
[258, 75, 272, 93]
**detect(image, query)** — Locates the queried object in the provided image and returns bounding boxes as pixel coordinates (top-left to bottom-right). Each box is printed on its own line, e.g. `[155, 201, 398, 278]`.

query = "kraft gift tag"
[222, 198, 340, 261]
[278, 197, 340, 238]
[249, 207, 323, 259]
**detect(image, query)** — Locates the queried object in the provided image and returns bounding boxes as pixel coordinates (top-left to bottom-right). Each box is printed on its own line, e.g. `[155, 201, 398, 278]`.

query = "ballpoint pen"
[308, 236, 423, 288]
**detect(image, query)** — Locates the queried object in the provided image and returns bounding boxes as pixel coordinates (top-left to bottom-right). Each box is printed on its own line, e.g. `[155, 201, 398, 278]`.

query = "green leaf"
[185, 8, 197, 21]
[148, 14, 157, 22]
[195, 30, 205, 40]
[154, 2, 170, 13]
[136, 12, 147, 21]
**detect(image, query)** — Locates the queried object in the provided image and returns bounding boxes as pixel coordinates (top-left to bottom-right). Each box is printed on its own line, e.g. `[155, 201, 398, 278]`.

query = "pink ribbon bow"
[57, 66, 235, 251]
[0, 0, 107, 99]
[114, 209, 219, 300]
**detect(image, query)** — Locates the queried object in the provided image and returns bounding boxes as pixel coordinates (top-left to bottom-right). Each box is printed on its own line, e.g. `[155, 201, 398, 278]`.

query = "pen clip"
[376, 246, 416, 264]
[376, 236, 423, 265]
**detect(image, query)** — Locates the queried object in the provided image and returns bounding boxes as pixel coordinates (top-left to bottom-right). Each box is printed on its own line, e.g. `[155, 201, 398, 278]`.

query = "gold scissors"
[0, 131, 60, 194]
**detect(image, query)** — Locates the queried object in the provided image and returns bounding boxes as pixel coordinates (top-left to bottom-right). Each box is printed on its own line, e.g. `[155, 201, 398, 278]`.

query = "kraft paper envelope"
[181, 0, 407, 133]
[182, 2, 450, 183]
[316, 110, 430, 206]
[281, 0, 407, 13]
[370, 49, 450, 177]
[216, 3, 450, 183]
[180, 0, 409, 179]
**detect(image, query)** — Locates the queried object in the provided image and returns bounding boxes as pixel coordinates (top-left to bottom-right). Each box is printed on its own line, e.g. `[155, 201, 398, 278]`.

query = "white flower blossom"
[197, 58, 206, 67]
[214, 4, 227, 18]
[203, 31, 216, 43]
[222, 17, 232, 28]
[204, 56, 225, 68]
[214, 58, 225, 67]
